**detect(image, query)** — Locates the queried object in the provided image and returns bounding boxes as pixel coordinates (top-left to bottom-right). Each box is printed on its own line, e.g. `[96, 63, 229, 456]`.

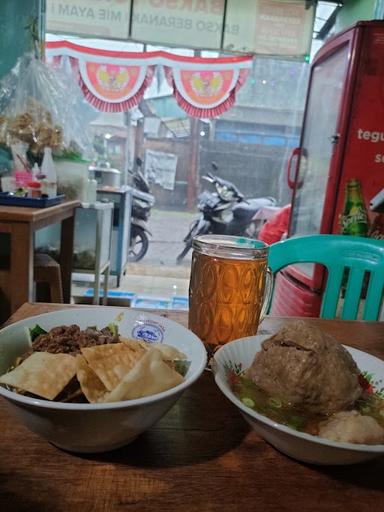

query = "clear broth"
[231, 374, 384, 435]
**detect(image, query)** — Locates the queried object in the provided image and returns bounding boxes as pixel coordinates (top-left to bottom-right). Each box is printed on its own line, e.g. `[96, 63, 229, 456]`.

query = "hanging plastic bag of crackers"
[0, 54, 92, 166]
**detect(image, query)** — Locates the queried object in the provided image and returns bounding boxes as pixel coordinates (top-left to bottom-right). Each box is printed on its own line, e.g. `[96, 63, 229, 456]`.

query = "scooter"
[176, 162, 276, 263]
[128, 158, 155, 262]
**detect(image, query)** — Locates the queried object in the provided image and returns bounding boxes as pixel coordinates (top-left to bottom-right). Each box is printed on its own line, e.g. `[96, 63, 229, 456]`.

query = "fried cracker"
[0, 352, 76, 400]
[102, 347, 184, 402]
[80, 343, 145, 391]
[121, 337, 186, 361]
[144, 343, 186, 361]
[76, 355, 108, 403]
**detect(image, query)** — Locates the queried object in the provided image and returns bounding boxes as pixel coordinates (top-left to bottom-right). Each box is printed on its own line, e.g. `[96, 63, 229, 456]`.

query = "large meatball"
[246, 321, 362, 415]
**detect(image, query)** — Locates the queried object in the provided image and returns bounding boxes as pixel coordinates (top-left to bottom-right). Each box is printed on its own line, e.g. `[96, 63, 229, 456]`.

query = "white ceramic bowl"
[0, 307, 206, 453]
[213, 335, 384, 465]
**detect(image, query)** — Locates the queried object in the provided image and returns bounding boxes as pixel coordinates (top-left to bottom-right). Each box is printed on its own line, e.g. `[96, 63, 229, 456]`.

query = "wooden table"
[1, 303, 384, 512]
[0, 200, 80, 315]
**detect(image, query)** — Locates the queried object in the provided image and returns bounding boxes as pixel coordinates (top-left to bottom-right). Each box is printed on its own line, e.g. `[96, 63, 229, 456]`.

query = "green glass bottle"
[340, 179, 369, 237]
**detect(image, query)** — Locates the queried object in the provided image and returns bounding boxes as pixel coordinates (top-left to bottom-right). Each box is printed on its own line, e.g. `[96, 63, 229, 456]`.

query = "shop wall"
[334, 0, 376, 33]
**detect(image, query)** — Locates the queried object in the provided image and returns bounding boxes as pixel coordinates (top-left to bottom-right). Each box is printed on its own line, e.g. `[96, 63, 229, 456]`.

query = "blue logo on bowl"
[132, 321, 164, 343]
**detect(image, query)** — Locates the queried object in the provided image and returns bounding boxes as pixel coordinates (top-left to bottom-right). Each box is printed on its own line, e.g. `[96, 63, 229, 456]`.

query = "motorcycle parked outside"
[176, 162, 277, 264]
[128, 157, 155, 262]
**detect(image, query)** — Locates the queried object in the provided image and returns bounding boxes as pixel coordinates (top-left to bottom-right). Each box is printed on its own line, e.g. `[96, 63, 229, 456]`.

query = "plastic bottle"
[32, 163, 40, 181]
[41, 147, 57, 197]
[27, 181, 42, 198]
[87, 178, 97, 203]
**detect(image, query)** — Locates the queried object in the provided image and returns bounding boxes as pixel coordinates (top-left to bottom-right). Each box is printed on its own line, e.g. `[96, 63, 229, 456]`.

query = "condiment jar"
[27, 181, 42, 198]
[41, 179, 57, 198]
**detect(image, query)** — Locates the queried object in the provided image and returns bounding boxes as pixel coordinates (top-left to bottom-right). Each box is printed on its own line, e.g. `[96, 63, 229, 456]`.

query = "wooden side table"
[0, 200, 80, 318]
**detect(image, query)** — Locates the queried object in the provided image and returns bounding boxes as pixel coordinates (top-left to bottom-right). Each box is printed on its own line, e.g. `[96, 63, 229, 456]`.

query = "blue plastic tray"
[84, 289, 137, 300]
[131, 296, 171, 309]
[0, 193, 65, 208]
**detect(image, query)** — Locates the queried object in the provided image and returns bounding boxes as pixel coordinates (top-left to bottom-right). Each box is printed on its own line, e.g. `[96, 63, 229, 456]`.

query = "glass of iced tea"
[188, 235, 272, 358]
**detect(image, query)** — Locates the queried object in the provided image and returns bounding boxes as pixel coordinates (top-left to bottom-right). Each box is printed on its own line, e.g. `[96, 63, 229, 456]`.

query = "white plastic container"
[41, 147, 57, 197]
[55, 160, 89, 202]
[32, 163, 40, 180]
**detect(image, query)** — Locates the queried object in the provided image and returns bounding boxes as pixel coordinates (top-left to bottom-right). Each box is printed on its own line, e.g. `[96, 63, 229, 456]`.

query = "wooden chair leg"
[48, 267, 63, 303]
[34, 253, 64, 304]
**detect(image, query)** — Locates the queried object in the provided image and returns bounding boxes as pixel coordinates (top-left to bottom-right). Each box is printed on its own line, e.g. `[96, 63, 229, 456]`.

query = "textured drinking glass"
[188, 235, 272, 358]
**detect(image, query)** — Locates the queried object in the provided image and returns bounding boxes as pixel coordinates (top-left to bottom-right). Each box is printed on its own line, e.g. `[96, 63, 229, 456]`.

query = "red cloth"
[258, 204, 291, 245]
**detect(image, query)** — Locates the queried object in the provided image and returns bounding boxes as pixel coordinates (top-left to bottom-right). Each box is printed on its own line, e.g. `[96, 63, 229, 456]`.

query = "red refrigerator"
[272, 20, 384, 317]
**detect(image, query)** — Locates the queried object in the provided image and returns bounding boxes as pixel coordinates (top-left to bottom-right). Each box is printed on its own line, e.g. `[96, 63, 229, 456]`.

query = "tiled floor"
[119, 271, 189, 298]
[72, 263, 190, 308]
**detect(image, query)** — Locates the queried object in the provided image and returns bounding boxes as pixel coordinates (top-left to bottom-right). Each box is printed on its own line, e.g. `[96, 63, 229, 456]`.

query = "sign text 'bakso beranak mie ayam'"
[46, 0, 314, 58]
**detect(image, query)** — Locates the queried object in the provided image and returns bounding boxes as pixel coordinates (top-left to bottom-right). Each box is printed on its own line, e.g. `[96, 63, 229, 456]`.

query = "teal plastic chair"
[268, 235, 384, 321]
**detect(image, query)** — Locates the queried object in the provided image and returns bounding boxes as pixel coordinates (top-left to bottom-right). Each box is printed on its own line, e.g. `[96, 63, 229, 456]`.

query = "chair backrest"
[268, 235, 384, 321]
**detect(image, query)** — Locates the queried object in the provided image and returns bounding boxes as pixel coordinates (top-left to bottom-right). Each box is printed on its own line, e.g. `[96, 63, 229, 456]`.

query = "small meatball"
[318, 410, 384, 445]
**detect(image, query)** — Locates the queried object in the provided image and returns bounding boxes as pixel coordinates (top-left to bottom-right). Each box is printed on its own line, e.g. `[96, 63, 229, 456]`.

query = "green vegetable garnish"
[241, 397, 255, 408]
[173, 360, 191, 377]
[359, 405, 371, 414]
[287, 415, 305, 430]
[29, 324, 47, 341]
[268, 397, 282, 408]
[107, 323, 119, 336]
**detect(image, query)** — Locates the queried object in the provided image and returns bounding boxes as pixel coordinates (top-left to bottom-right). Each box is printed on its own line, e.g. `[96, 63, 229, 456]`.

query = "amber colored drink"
[189, 245, 268, 357]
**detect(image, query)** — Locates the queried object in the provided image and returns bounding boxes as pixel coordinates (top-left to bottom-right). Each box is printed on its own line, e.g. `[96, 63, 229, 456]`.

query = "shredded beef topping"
[31, 324, 119, 356]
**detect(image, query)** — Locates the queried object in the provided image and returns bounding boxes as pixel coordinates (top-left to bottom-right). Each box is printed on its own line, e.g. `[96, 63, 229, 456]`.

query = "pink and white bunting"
[45, 41, 253, 118]
[163, 53, 251, 118]
[46, 41, 156, 113]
